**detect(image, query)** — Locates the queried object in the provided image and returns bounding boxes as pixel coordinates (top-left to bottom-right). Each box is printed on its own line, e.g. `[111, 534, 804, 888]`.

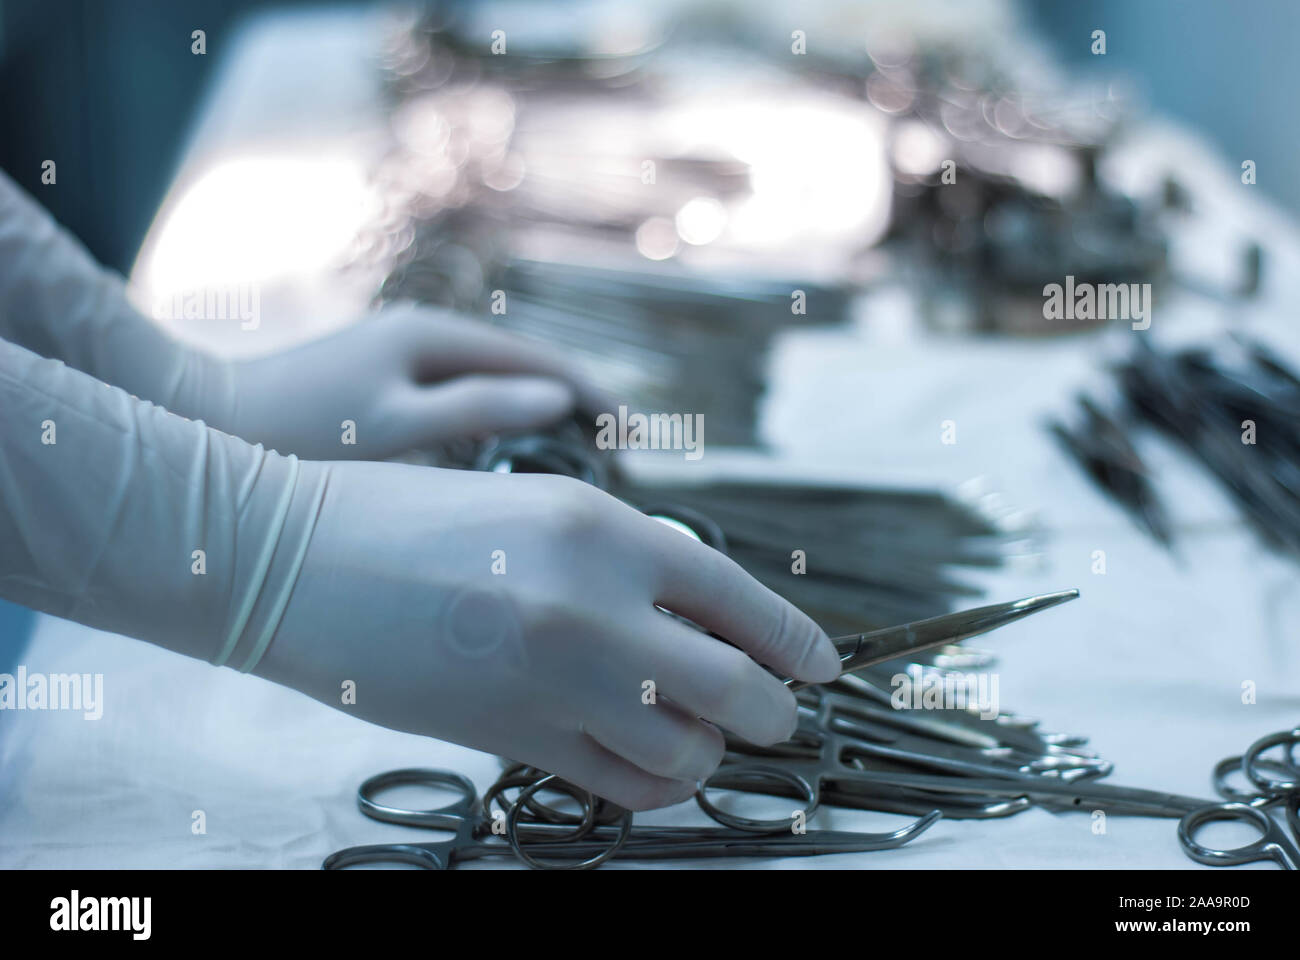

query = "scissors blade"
[786, 589, 1079, 690]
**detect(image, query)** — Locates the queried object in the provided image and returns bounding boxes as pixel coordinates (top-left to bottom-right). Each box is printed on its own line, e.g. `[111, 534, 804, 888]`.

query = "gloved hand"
[215, 303, 595, 461]
[0, 338, 840, 810]
[254, 459, 842, 810]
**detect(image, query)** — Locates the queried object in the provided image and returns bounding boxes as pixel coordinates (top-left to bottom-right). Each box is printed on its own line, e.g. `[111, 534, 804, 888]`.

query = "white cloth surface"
[1, 515, 1296, 869]
[2, 6, 1298, 869]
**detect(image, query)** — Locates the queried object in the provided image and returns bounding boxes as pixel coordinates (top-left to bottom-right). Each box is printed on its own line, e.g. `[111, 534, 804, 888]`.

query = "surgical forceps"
[828, 670, 1097, 758]
[807, 684, 1108, 818]
[707, 716, 1035, 823]
[1179, 727, 1300, 869]
[705, 704, 1211, 828]
[695, 590, 1088, 828]
[840, 768, 1217, 819]
[803, 687, 1110, 779]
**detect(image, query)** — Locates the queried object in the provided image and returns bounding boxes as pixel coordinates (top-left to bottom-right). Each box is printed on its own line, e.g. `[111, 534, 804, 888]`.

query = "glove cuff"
[214, 456, 331, 674]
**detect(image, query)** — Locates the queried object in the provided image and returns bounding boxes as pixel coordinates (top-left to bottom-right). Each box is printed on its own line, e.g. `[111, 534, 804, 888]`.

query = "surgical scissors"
[1179, 727, 1300, 870]
[324, 765, 941, 870]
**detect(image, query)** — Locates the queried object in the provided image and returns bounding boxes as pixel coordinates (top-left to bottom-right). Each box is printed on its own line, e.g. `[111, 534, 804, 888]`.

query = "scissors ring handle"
[476, 434, 608, 490]
[495, 763, 627, 827]
[696, 763, 819, 833]
[505, 775, 632, 870]
[1212, 754, 1295, 807]
[322, 842, 449, 871]
[485, 771, 600, 841]
[1243, 729, 1300, 796]
[486, 764, 567, 823]
[638, 503, 729, 554]
[357, 768, 477, 828]
[1178, 802, 1298, 869]
[1212, 755, 1264, 805]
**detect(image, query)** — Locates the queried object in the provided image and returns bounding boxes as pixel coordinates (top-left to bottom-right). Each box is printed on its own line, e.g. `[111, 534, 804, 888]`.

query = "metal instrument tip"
[789, 587, 1082, 688]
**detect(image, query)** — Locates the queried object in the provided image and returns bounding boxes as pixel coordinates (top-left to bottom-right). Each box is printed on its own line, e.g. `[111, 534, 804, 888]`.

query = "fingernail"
[807, 635, 843, 683]
[669, 781, 699, 805]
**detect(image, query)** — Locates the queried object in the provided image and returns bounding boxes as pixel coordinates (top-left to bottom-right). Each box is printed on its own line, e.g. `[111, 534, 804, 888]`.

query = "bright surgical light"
[137, 152, 376, 298]
[891, 119, 948, 177]
[675, 196, 726, 245]
[662, 94, 891, 250]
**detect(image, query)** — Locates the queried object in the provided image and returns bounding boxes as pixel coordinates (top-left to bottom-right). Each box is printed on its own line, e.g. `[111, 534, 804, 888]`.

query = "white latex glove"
[254, 460, 843, 809]
[215, 304, 594, 461]
[0, 169, 589, 459]
[0, 339, 841, 810]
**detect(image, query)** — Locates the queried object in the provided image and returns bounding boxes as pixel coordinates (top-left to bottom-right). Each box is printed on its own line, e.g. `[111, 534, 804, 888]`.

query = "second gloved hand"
[254, 460, 843, 810]
[218, 303, 597, 460]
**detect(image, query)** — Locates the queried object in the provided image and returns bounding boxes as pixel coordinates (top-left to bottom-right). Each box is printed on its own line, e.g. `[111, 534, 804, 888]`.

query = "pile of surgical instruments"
[323, 763, 937, 870]
[1048, 391, 1174, 549]
[324, 590, 1105, 869]
[712, 676, 1213, 824]
[328, 592, 1280, 869]
[705, 590, 1234, 829]
[858, 45, 1167, 336]
[1120, 337, 1300, 555]
[359, 6, 863, 447]
[1051, 335, 1300, 557]
[618, 477, 1020, 635]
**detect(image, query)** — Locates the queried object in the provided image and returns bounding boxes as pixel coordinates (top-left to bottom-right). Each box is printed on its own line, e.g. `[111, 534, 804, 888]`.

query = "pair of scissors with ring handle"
[1180, 727, 1300, 869]
[323, 768, 631, 871]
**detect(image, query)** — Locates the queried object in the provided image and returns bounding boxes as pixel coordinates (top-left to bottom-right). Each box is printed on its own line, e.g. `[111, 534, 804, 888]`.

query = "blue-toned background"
[1026, 0, 1299, 214]
[0, 600, 33, 678]
[0, 0, 349, 274]
[1, 0, 1297, 276]
[0, 0, 1294, 665]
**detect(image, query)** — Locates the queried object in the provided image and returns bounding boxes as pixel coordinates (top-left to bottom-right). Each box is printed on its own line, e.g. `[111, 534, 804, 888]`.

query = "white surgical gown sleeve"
[0, 336, 325, 672]
[0, 168, 233, 423]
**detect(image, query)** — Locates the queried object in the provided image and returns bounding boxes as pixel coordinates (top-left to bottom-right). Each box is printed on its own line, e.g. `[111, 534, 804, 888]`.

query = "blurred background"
[4, 0, 1300, 870]
[3, 0, 1299, 649]
[3, 0, 1299, 274]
